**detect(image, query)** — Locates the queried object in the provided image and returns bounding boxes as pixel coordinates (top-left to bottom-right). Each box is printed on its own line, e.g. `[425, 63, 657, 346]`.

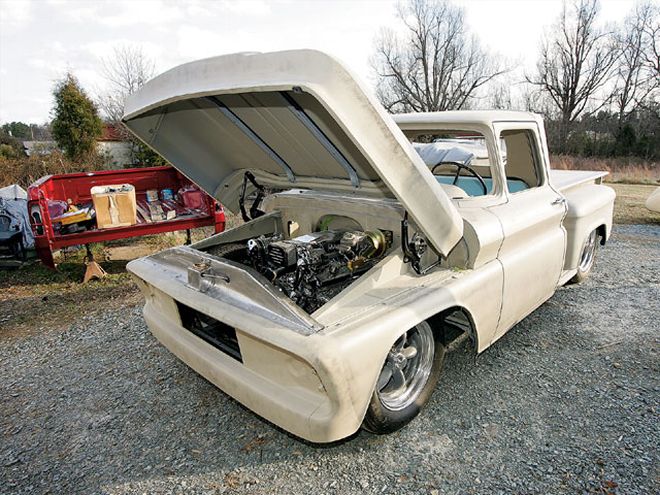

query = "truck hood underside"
[122, 50, 463, 256]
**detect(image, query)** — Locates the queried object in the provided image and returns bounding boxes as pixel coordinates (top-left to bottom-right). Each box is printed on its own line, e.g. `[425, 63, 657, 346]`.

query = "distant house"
[23, 140, 58, 156]
[22, 125, 134, 168]
[97, 124, 133, 168]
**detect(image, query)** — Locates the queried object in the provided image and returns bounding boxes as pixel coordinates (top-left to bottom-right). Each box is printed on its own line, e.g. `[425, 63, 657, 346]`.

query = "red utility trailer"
[28, 166, 226, 269]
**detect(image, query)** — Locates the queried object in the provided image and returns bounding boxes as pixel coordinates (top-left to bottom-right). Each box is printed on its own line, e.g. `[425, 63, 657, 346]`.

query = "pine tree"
[51, 73, 103, 161]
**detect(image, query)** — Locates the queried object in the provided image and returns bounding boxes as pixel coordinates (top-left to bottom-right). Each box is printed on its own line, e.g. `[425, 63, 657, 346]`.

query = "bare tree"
[98, 45, 155, 124]
[371, 0, 505, 113]
[641, 4, 660, 83]
[611, 2, 660, 124]
[98, 45, 163, 165]
[527, 0, 616, 152]
[487, 80, 513, 110]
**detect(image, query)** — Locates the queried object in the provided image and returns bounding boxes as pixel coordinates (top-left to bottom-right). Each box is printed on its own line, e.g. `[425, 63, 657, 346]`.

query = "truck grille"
[176, 302, 242, 362]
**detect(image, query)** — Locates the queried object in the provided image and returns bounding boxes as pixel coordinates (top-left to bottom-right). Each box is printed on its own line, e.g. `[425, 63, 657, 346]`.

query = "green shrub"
[0, 143, 18, 159]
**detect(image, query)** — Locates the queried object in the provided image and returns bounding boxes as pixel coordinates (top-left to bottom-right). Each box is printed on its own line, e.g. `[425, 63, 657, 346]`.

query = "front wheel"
[363, 322, 445, 434]
[569, 229, 598, 284]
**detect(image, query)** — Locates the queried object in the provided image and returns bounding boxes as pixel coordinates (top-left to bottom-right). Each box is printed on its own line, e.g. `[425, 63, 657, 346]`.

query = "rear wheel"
[570, 229, 598, 284]
[363, 321, 444, 434]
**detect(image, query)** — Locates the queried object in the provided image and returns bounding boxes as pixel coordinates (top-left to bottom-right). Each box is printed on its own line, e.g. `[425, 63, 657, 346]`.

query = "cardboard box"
[91, 184, 137, 229]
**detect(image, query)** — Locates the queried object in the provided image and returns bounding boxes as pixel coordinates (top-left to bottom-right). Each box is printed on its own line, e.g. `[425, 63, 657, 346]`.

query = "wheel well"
[426, 306, 477, 350]
[597, 224, 607, 245]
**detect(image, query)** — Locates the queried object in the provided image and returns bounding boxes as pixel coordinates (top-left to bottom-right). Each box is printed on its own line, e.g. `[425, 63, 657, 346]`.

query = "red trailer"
[28, 166, 226, 269]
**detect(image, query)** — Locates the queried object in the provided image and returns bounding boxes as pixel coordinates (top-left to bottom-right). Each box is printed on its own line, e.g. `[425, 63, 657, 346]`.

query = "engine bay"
[208, 228, 393, 313]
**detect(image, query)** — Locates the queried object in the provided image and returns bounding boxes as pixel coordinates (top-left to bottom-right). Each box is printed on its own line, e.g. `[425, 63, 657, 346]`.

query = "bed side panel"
[562, 184, 615, 270]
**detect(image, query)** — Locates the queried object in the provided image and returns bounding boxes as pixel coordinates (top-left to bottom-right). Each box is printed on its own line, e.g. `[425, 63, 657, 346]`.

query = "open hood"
[123, 49, 462, 256]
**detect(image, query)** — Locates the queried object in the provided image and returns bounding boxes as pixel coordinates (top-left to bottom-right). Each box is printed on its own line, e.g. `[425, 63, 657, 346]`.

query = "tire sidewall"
[570, 230, 598, 284]
[363, 322, 445, 434]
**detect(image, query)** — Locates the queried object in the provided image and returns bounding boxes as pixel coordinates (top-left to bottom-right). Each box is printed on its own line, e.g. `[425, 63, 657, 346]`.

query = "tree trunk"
[559, 113, 571, 153]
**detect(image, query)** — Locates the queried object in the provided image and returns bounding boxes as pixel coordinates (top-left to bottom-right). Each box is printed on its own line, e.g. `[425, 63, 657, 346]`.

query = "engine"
[246, 229, 392, 313]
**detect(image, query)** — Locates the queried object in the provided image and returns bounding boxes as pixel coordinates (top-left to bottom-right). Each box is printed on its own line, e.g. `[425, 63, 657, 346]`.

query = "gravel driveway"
[2, 224, 658, 495]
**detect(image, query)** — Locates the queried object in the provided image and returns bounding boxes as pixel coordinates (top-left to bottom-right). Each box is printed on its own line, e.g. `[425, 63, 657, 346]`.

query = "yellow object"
[54, 207, 93, 225]
[91, 184, 137, 229]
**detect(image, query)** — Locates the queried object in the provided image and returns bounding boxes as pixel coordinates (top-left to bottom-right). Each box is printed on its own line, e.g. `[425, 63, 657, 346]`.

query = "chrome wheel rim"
[579, 230, 597, 272]
[377, 324, 435, 411]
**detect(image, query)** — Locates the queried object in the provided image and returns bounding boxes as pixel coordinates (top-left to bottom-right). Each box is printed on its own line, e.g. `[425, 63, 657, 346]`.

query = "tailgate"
[127, 245, 323, 335]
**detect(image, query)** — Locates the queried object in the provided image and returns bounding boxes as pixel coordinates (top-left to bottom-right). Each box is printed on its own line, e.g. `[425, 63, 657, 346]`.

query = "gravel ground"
[1, 224, 658, 495]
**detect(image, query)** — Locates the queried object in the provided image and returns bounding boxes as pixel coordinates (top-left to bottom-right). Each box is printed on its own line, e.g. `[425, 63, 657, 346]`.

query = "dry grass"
[608, 183, 660, 225]
[551, 155, 659, 185]
[0, 151, 105, 189]
[0, 226, 219, 341]
[0, 251, 140, 341]
[550, 155, 659, 224]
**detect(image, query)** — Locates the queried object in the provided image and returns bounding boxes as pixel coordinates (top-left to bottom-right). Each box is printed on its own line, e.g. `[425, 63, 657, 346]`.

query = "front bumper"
[139, 291, 369, 443]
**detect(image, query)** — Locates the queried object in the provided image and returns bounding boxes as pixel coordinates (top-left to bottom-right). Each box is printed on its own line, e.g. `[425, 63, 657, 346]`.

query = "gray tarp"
[412, 142, 475, 167]
[0, 184, 34, 248]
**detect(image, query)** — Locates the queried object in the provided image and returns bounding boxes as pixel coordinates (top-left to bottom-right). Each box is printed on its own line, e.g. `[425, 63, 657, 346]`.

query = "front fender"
[309, 257, 504, 434]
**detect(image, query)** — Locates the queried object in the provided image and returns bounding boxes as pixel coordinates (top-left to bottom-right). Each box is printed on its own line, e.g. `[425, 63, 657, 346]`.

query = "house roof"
[22, 141, 57, 156]
[99, 123, 124, 142]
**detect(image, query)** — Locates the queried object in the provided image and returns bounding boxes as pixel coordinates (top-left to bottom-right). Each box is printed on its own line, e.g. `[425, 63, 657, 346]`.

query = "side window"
[500, 129, 543, 193]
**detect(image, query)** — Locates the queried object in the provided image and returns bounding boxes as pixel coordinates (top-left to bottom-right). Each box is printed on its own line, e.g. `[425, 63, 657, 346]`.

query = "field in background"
[0, 227, 212, 341]
[0, 211, 244, 340]
[551, 155, 658, 185]
[608, 183, 660, 224]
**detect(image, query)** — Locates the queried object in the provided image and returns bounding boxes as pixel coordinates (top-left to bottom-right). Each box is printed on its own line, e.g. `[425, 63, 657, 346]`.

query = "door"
[489, 123, 566, 343]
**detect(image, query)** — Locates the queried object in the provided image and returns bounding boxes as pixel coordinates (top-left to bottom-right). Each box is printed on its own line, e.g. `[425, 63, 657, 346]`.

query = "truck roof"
[393, 110, 543, 127]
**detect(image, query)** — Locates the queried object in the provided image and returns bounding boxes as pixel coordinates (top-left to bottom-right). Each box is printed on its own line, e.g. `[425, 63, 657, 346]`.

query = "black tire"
[363, 321, 445, 434]
[569, 229, 598, 284]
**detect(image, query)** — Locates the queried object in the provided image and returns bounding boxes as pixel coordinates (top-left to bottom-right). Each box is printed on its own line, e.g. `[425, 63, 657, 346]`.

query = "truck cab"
[395, 112, 614, 344]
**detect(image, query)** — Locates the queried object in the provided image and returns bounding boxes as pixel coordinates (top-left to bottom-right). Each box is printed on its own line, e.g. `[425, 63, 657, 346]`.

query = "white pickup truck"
[123, 50, 615, 443]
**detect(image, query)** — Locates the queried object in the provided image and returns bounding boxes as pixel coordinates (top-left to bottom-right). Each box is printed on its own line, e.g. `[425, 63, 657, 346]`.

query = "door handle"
[551, 197, 566, 206]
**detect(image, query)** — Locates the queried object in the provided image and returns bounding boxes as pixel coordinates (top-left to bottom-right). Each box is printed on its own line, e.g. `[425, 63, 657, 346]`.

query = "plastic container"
[47, 200, 68, 219]
[146, 189, 159, 202]
[161, 188, 174, 201]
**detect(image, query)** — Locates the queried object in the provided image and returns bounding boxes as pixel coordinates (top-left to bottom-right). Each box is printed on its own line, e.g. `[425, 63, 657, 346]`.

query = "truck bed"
[28, 166, 226, 268]
[549, 169, 608, 193]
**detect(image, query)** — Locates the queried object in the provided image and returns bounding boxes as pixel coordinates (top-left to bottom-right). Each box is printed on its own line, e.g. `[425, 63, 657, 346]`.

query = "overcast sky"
[0, 0, 634, 124]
